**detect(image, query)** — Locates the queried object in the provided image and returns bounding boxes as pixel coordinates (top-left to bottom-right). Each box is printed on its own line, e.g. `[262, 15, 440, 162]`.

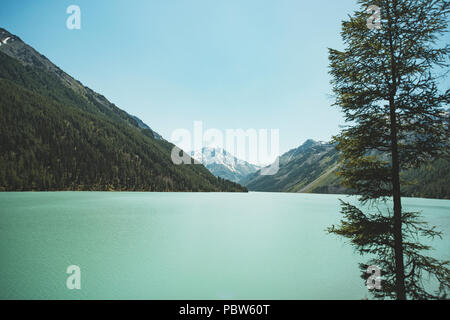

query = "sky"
[1, 0, 447, 162]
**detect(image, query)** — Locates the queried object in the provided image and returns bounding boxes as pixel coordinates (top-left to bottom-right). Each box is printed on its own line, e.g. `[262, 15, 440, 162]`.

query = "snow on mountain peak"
[191, 147, 260, 182]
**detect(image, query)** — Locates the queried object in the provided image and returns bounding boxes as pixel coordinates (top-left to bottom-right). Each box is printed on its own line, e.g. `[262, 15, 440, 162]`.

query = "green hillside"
[240, 140, 341, 192]
[400, 159, 450, 199]
[0, 45, 245, 192]
[242, 140, 449, 199]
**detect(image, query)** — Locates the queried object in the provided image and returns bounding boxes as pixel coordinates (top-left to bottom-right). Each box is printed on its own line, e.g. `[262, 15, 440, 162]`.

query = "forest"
[0, 52, 246, 192]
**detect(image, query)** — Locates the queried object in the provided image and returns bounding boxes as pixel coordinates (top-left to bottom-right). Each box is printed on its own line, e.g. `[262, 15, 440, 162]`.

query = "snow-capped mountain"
[191, 147, 260, 183]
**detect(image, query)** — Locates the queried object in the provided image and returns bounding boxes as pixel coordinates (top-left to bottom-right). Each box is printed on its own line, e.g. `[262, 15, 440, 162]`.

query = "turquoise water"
[0, 192, 448, 299]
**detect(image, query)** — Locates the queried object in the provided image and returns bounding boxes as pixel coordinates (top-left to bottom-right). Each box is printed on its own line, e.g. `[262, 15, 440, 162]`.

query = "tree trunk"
[389, 101, 406, 300]
[387, 0, 406, 300]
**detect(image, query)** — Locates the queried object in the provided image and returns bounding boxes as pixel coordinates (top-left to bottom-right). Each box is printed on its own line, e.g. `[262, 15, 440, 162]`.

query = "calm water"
[0, 192, 448, 300]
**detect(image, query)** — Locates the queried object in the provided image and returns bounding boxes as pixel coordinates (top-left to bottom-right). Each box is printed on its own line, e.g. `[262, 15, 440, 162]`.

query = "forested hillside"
[240, 140, 343, 193]
[401, 159, 450, 199]
[242, 140, 449, 199]
[0, 37, 245, 192]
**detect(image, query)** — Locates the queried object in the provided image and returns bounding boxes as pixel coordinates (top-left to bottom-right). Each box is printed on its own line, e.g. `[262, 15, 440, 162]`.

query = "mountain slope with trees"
[242, 139, 449, 199]
[240, 140, 344, 192]
[0, 29, 246, 192]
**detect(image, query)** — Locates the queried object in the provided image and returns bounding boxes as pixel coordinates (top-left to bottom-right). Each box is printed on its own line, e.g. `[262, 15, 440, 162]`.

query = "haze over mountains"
[0, 28, 245, 192]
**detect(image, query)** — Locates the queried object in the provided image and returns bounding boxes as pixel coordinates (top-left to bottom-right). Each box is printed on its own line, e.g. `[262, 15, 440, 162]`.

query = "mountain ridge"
[0, 28, 161, 139]
[0, 28, 246, 192]
[241, 139, 342, 192]
[191, 147, 260, 183]
[241, 139, 449, 199]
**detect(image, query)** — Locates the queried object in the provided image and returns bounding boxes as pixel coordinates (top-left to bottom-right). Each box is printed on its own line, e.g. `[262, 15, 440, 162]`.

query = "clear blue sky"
[1, 0, 446, 156]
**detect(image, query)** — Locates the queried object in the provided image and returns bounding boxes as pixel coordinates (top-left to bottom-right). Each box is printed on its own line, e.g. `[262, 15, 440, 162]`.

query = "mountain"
[130, 114, 163, 140]
[399, 159, 450, 199]
[0, 28, 246, 192]
[240, 139, 344, 193]
[241, 139, 450, 199]
[191, 147, 260, 183]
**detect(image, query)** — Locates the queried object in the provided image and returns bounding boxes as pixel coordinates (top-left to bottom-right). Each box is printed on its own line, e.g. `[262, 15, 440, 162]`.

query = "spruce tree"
[327, 0, 449, 299]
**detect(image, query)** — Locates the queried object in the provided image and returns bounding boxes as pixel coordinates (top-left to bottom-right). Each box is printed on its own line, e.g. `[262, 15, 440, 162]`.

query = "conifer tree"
[328, 0, 449, 299]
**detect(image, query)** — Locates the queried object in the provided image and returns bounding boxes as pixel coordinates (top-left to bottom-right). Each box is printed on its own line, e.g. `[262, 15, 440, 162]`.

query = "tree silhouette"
[327, 0, 449, 299]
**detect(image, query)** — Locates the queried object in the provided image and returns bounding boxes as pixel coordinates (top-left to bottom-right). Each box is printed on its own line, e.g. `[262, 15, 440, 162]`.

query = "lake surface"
[0, 192, 448, 300]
